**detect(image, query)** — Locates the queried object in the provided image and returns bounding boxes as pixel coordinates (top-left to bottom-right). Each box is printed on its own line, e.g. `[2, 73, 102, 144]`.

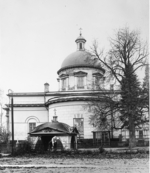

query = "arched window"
[25, 116, 39, 132]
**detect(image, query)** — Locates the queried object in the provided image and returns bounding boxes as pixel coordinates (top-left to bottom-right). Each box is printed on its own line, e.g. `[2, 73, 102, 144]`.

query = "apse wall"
[48, 101, 95, 139]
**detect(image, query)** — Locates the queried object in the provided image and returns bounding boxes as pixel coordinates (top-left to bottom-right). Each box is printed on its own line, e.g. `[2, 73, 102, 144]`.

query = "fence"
[0, 138, 149, 154]
[0, 142, 75, 154]
[0, 140, 100, 154]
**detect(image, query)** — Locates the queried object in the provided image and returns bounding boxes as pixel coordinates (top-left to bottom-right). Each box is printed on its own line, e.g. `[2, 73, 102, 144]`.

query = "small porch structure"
[29, 121, 78, 151]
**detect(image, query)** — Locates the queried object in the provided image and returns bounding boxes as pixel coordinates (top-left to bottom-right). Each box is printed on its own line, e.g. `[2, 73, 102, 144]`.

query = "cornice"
[74, 71, 87, 77]
[6, 104, 45, 108]
[7, 90, 120, 97]
[59, 74, 69, 78]
[45, 96, 107, 106]
[92, 72, 103, 77]
[57, 65, 105, 75]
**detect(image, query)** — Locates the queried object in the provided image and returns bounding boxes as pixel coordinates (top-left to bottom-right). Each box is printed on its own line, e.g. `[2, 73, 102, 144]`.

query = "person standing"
[52, 136, 57, 151]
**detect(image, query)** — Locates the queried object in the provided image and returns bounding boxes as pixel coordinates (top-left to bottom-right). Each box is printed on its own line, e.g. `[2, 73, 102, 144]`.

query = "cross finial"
[79, 28, 82, 36]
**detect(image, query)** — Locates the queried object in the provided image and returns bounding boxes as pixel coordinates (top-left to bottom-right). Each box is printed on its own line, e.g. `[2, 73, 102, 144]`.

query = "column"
[60, 79, 62, 91]
[102, 77, 105, 89]
[84, 76, 87, 89]
[74, 76, 77, 90]
[92, 76, 95, 90]
[66, 77, 69, 91]
[57, 78, 60, 91]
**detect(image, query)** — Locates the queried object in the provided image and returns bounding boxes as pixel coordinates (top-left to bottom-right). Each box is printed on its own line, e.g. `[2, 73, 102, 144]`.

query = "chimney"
[52, 108, 58, 122]
[44, 83, 49, 92]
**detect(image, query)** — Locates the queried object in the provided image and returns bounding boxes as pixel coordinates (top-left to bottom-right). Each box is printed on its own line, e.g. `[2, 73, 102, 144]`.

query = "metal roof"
[58, 50, 105, 74]
[29, 121, 77, 137]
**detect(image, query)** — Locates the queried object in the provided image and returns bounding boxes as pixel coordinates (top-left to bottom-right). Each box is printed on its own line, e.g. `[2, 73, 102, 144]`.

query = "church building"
[4, 33, 149, 147]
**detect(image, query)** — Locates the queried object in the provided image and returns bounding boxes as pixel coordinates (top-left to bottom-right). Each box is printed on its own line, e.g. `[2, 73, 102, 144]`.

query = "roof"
[31, 122, 70, 133]
[6, 90, 121, 107]
[7, 89, 121, 97]
[29, 121, 77, 136]
[45, 95, 105, 106]
[29, 131, 74, 136]
[75, 35, 86, 43]
[58, 50, 105, 74]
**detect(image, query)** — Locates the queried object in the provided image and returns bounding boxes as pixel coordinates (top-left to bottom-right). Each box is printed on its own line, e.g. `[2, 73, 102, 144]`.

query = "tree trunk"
[129, 114, 136, 149]
[129, 130, 136, 148]
[110, 106, 113, 139]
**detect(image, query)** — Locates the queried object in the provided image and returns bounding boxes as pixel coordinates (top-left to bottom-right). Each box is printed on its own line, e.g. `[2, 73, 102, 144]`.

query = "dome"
[58, 50, 104, 74]
[62, 51, 94, 67]
[57, 33, 105, 74]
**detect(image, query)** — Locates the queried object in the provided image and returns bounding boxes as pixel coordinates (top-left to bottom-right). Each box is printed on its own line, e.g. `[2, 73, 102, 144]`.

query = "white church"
[4, 33, 149, 148]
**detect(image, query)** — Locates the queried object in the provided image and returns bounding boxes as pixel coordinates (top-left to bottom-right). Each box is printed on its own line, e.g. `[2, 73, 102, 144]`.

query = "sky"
[0, 0, 149, 102]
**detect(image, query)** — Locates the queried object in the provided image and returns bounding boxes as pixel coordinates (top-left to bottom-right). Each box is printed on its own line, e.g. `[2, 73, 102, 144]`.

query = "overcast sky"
[0, 0, 149, 99]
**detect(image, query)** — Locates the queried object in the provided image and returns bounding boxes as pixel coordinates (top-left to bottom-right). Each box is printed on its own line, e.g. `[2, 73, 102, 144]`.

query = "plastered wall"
[49, 101, 95, 139]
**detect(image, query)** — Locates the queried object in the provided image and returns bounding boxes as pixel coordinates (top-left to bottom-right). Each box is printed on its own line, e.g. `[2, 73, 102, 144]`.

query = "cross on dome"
[79, 28, 82, 36]
[54, 109, 56, 116]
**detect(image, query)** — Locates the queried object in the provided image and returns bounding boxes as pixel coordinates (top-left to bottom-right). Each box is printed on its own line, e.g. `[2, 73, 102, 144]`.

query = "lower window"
[73, 118, 84, 138]
[29, 123, 36, 132]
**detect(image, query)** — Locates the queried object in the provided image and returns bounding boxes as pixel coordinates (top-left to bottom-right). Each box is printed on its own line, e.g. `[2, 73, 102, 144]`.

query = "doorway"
[101, 131, 110, 146]
[41, 136, 53, 151]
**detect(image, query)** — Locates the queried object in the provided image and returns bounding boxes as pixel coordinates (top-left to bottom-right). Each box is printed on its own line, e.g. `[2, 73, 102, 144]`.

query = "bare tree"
[0, 126, 9, 143]
[89, 28, 148, 148]
[87, 89, 121, 136]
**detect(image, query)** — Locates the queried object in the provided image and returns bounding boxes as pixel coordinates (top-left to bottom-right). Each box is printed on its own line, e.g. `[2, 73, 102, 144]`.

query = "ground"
[0, 151, 149, 173]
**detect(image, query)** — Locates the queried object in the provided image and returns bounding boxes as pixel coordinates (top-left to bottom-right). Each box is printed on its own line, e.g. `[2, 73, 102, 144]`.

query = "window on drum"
[77, 77, 84, 89]
[62, 78, 66, 90]
[79, 43, 82, 49]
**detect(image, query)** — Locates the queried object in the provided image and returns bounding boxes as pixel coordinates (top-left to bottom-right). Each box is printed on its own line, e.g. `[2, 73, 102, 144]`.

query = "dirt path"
[0, 156, 149, 173]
